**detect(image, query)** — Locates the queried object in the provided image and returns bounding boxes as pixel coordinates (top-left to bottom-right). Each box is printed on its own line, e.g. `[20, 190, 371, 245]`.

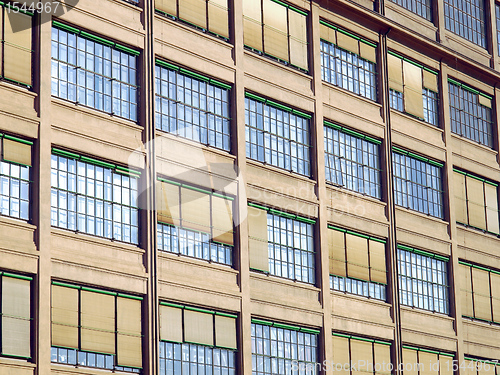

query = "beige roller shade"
[388, 54, 403, 92]
[320, 23, 335, 43]
[402, 348, 418, 375]
[337, 31, 358, 54]
[346, 233, 369, 281]
[332, 336, 350, 375]
[157, 181, 180, 226]
[329, 229, 346, 276]
[403, 61, 424, 119]
[460, 264, 474, 317]
[184, 309, 214, 346]
[463, 360, 478, 375]
[3, 139, 32, 166]
[248, 206, 269, 272]
[4, 10, 32, 86]
[263, 0, 288, 61]
[484, 183, 499, 234]
[181, 186, 211, 233]
[212, 196, 234, 246]
[117, 334, 142, 369]
[243, 0, 263, 50]
[0, 9, 2, 74]
[51, 285, 79, 349]
[156, 0, 177, 15]
[359, 43, 376, 63]
[419, 352, 439, 375]
[479, 361, 496, 375]
[2, 277, 30, 358]
[490, 272, 500, 323]
[478, 94, 492, 108]
[453, 172, 467, 224]
[2, 277, 30, 319]
[159, 305, 183, 343]
[116, 297, 142, 368]
[350, 340, 373, 373]
[439, 355, 453, 375]
[466, 176, 487, 230]
[208, 0, 229, 38]
[215, 315, 237, 349]
[179, 0, 207, 29]
[423, 70, 438, 92]
[2, 316, 30, 358]
[373, 343, 391, 375]
[81, 291, 116, 355]
[288, 10, 307, 70]
[369, 240, 386, 284]
[472, 267, 492, 321]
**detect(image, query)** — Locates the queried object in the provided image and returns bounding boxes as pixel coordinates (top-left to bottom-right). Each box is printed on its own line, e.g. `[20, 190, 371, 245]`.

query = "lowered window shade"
[243, 0, 263, 50]
[156, 0, 177, 15]
[403, 348, 419, 375]
[179, 0, 207, 29]
[248, 205, 270, 272]
[208, 0, 229, 38]
[420, 351, 440, 375]
[3, 137, 32, 166]
[490, 272, 500, 322]
[215, 315, 237, 349]
[454, 171, 468, 224]
[388, 54, 403, 92]
[329, 229, 346, 277]
[288, 10, 307, 70]
[369, 240, 387, 284]
[350, 339, 373, 372]
[472, 267, 492, 321]
[467, 176, 487, 229]
[51, 285, 79, 349]
[3, 9, 32, 86]
[263, 0, 288, 61]
[374, 343, 391, 375]
[181, 186, 211, 233]
[402, 346, 454, 375]
[157, 180, 181, 226]
[211, 195, 234, 246]
[332, 336, 350, 375]
[346, 233, 369, 280]
[159, 305, 183, 343]
[116, 297, 142, 368]
[485, 183, 499, 234]
[460, 263, 474, 317]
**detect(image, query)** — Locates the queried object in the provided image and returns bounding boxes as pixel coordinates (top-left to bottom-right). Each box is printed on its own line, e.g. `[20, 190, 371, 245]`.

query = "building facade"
[0, 0, 499, 374]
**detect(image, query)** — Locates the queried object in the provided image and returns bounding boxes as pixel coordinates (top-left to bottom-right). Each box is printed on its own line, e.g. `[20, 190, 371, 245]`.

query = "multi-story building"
[0, 0, 499, 374]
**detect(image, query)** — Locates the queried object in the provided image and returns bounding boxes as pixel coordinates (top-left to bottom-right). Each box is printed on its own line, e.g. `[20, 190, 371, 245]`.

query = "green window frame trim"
[402, 345, 454, 357]
[51, 280, 144, 300]
[458, 261, 500, 275]
[453, 168, 498, 186]
[392, 146, 444, 167]
[319, 20, 377, 47]
[244, 93, 312, 119]
[328, 225, 386, 243]
[159, 301, 238, 319]
[52, 148, 141, 178]
[52, 21, 140, 56]
[157, 177, 234, 201]
[464, 357, 500, 366]
[332, 333, 391, 345]
[251, 318, 320, 334]
[397, 244, 449, 262]
[447, 78, 493, 100]
[324, 121, 382, 144]
[248, 202, 316, 224]
[1, 272, 33, 281]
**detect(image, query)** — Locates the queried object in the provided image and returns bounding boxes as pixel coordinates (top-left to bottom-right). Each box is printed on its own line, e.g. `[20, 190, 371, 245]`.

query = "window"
[320, 21, 377, 101]
[453, 169, 499, 235]
[50, 281, 142, 372]
[155, 61, 231, 152]
[247, 203, 315, 284]
[392, 147, 444, 219]
[242, 0, 308, 71]
[388, 53, 439, 126]
[444, 0, 486, 48]
[0, 135, 32, 221]
[251, 319, 319, 375]
[324, 121, 382, 199]
[332, 334, 391, 375]
[159, 302, 237, 375]
[50, 149, 140, 244]
[463, 357, 500, 375]
[397, 245, 449, 314]
[245, 94, 311, 176]
[0, 3, 33, 86]
[459, 261, 500, 323]
[0, 272, 31, 359]
[401, 346, 453, 375]
[156, 178, 234, 266]
[328, 226, 387, 301]
[51, 22, 139, 121]
[388, 0, 432, 20]
[155, 0, 229, 40]
[448, 79, 493, 147]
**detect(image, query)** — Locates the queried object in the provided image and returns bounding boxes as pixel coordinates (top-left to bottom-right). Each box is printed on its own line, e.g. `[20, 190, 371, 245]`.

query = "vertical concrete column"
[489, 0, 499, 69]
[435, 0, 446, 43]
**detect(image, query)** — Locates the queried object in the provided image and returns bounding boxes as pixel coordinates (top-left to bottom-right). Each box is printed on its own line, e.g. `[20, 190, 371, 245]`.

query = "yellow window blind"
[157, 181, 181, 226]
[346, 233, 369, 281]
[329, 228, 346, 277]
[180, 186, 211, 233]
[374, 343, 391, 375]
[459, 263, 474, 317]
[208, 0, 229, 38]
[116, 297, 142, 368]
[211, 195, 234, 246]
[243, 0, 263, 50]
[184, 309, 214, 346]
[288, 10, 307, 70]
[402, 348, 418, 375]
[369, 240, 386, 284]
[490, 272, 500, 322]
[332, 336, 350, 375]
[3, 138, 32, 166]
[466, 176, 486, 230]
[51, 284, 79, 349]
[156, 0, 177, 15]
[453, 171, 467, 224]
[3, 10, 32, 86]
[263, 0, 288, 61]
[388, 54, 403, 92]
[248, 205, 270, 272]
[215, 315, 237, 349]
[484, 183, 499, 234]
[159, 305, 183, 343]
[472, 267, 492, 321]
[350, 339, 373, 372]
[178, 0, 207, 29]
[403, 60, 424, 119]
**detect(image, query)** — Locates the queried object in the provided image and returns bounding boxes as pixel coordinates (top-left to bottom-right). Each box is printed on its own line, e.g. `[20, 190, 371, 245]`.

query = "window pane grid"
[267, 213, 315, 284]
[320, 40, 377, 101]
[251, 323, 318, 375]
[444, 0, 486, 47]
[155, 65, 231, 152]
[324, 126, 381, 199]
[50, 154, 139, 244]
[389, 89, 404, 112]
[245, 98, 311, 176]
[392, 152, 444, 219]
[330, 275, 386, 301]
[448, 82, 493, 147]
[390, 89, 439, 126]
[0, 161, 30, 221]
[51, 27, 138, 121]
[157, 222, 232, 266]
[389, 0, 432, 20]
[397, 249, 449, 314]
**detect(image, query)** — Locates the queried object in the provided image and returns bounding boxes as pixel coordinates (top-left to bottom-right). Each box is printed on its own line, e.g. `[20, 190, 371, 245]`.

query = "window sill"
[450, 133, 498, 157]
[455, 223, 500, 242]
[0, 80, 36, 98]
[442, 31, 491, 65]
[322, 80, 382, 109]
[246, 159, 315, 185]
[244, 49, 311, 81]
[394, 205, 448, 225]
[0, 357, 34, 367]
[0, 214, 36, 231]
[390, 109, 442, 133]
[105, 0, 143, 12]
[51, 363, 121, 375]
[330, 289, 390, 307]
[325, 183, 386, 207]
[158, 250, 237, 275]
[250, 269, 320, 292]
[384, 2, 437, 40]
[400, 304, 453, 320]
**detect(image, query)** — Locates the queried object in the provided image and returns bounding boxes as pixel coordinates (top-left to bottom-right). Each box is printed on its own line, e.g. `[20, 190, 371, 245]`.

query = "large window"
[388, 53, 439, 126]
[328, 226, 387, 301]
[155, 61, 231, 152]
[50, 281, 142, 372]
[0, 135, 32, 221]
[324, 121, 381, 199]
[51, 22, 139, 121]
[50, 149, 140, 245]
[156, 177, 234, 266]
[0, 271, 32, 360]
[245, 94, 311, 177]
[401, 346, 454, 375]
[389, 0, 432, 20]
[453, 169, 499, 235]
[159, 302, 237, 375]
[392, 147, 444, 219]
[242, 0, 308, 71]
[463, 356, 500, 375]
[155, 0, 229, 40]
[0, 3, 33, 86]
[247, 203, 315, 284]
[448, 79, 493, 148]
[459, 261, 500, 323]
[444, 0, 486, 48]
[320, 21, 377, 101]
[398, 245, 449, 314]
[251, 319, 319, 375]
